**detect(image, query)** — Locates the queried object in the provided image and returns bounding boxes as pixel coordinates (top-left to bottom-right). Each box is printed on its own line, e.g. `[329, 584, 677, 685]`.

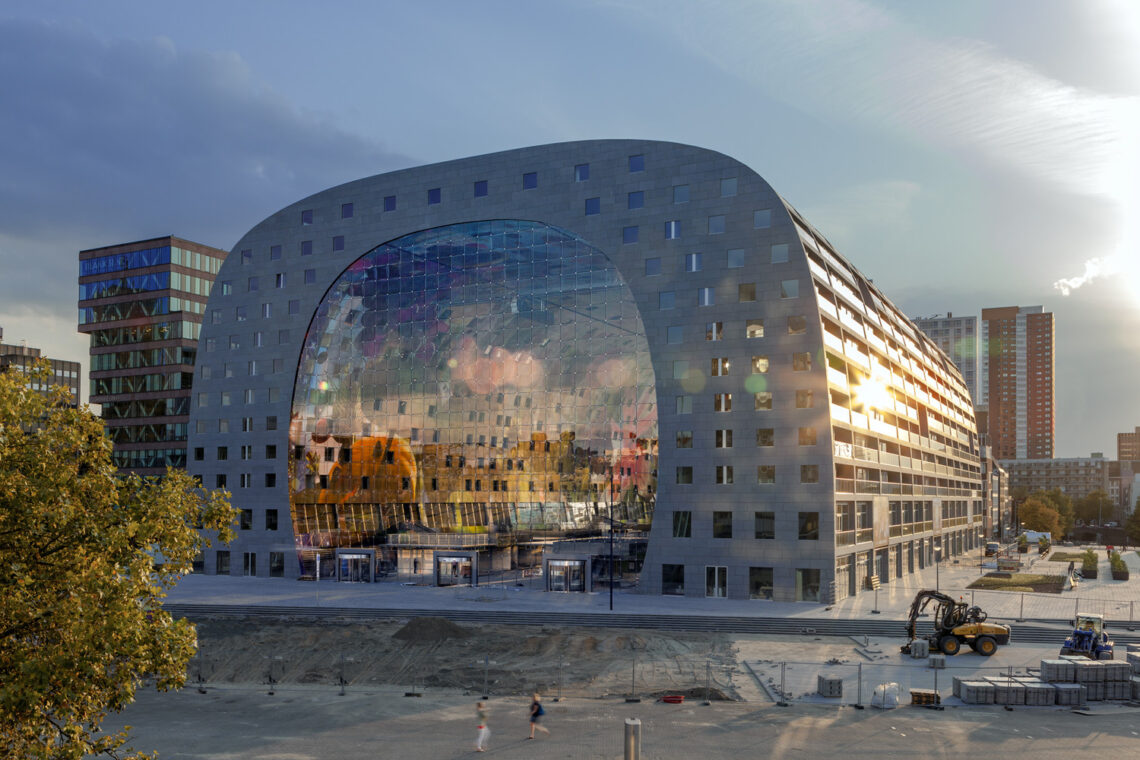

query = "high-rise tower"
[980, 305, 1055, 460]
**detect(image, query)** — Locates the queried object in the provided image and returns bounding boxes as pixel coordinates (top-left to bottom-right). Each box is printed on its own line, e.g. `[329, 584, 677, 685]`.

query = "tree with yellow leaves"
[0, 363, 235, 758]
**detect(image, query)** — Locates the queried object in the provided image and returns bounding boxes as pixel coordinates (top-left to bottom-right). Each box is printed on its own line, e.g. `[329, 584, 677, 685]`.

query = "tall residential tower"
[980, 305, 1055, 460]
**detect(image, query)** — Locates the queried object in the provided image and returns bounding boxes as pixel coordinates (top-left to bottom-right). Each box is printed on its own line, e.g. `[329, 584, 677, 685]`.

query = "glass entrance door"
[437, 556, 472, 586]
[548, 560, 586, 591]
[338, 553, 371, 582]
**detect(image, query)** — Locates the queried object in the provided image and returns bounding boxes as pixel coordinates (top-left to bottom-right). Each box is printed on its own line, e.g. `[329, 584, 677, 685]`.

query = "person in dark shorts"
[528, 693, 550, 739]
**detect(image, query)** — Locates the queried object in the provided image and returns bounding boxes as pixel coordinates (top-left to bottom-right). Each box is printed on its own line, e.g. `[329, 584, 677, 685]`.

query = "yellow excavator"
[901, 590, 1011, 656]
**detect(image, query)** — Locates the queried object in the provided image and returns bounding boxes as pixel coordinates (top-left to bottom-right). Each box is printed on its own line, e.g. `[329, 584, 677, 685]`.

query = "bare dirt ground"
[189, 615, 743, 700]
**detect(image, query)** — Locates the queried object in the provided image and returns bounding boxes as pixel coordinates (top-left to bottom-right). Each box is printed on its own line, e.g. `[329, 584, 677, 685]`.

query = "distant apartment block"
[1118, 426, 1140, 462]
[78, 236, 227, 475]
[980, 306, 1054, 460]
[0, 326, 81, 406]
[1001, 455, 1108, 503]
[912, 313, 978, 406]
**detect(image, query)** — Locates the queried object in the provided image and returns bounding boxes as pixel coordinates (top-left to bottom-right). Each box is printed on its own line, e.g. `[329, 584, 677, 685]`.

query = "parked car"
[984, 542, 1000, 556]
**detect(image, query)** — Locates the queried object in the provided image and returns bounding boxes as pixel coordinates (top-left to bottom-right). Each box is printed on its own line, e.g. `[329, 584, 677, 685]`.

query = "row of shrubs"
[1080, 549, 1130, 580]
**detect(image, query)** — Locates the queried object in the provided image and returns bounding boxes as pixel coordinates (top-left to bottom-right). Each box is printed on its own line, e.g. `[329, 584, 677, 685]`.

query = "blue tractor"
[1060, 613, 1114, 659]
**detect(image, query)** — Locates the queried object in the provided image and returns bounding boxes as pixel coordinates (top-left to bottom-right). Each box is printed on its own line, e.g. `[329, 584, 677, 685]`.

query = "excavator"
[901, 590, 1011, 656]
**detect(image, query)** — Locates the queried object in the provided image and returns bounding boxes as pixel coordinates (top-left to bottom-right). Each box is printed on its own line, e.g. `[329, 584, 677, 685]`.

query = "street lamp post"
[978, 532, 986, 576]
[934, 543, 942, 592]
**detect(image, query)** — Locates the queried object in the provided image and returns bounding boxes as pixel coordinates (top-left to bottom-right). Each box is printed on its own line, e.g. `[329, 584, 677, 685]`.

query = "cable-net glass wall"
[290, 220, 657, 555]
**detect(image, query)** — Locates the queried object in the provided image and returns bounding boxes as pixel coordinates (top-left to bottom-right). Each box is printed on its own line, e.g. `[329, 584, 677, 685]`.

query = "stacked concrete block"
[1104, 661, 1130, 681]
[1052, 683, 1082, 706]
[928, 653, 945, 669]
[909, 639, 929, 658]
[1040, 659, 1075, 682]
[959, 681, 995, 704]
[1132, 677, 1140, 700]
[1015, 679, 1056, 706]
[817, 674, 843, 698]
[986, 677, 1026, 706]
[1072, 659, 1104, 684]
[1085, 681, 1105, 701]
[1127, 651, 1140, 674]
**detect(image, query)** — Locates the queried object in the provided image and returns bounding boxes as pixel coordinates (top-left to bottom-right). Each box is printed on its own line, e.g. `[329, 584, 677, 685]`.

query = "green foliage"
[1018, 496, 1060, 537]
[0, 362, 236, 759]
[1125, 502, 1140, 545]
[1035, 488, 1074, 536]
[1081, 549, 1098, 574]
[1017, 533, 1028, 547]
[1074, 489, 1113, 525]
[1109, 551, 1126, 573]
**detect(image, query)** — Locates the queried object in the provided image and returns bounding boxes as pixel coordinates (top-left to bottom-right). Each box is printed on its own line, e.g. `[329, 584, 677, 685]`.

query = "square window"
[428, 187, 441, 204]
[623, 226, 639, 244]
[720, 177, 738, 197]
[215, 550, 230, 574]
[645, 257, 661, 276]
[666, 325, 683, 344]
[211, 309, 222, 324]
[708, 215, 726, 235]
[757, 465, 776, 484]
[749, 567, 774, 599]
[301, 209, 313, 225]
[710, 357, 729, 376]
[229, 335, 240, 350]
[217, 446, 228, 461]
[798, 511, 820, 539]
[752, 355, 769, 373]
[738, 283, 756, 302]
[726, 248, 745, 268]
[304, 268, 316, 284]
[675, 395, 692, 414]
[241, 249, 252, 265]
[715, 429, 733, 448]
[673, 184, 689, 203]
[673, 511, 692, 538]
[235, 306, 247, 322]
[781, 279, 800, 298]
[575, 163, 589, 182]
[714, 393, 732, 412]
[800, 465, 820, 484]
[383, 195, 396, 211]
[628, 154, 644, 172]
[628, 190, 644, 209]
[796, 569, 821, 601]
[662, 564, 684, 595]
[675, 430, 692, 448]
[218, 419, 229, 433]
[266, 416, 277, 430]
[771, 243, 789, 263]
[793, 352, 811, 371]
[266, 444, 277, 459]
[712, 511, 732, 537]
[684, 252, 702, 272]
[659, 291, 675, 310]
[756, 428, 774, 446]
[754, 391, 773, 410]
[754, 209, 771, 228]
[698, 287, 714, 306]
[523, 171, 537, 189]
[220, 281, 232, 295]
[796, 389, 814, 408]
[215, 474, 227, 489]
[742, 320, 762, 340]
[301, 240, 313, 256]
[754, 511, 775, 539]
[585, 197, 600, 215]
[193, 447, 204, 461]
[266, 509, 278, 530]
[332, 235, 344, 251]
[341, 202, 353, 219]
[664, 220, 681, 239]
[672, 360, 688, 379]
[676, 466, 693, 484]
[288, 299, 300, 314]
[270, 245, 282, 260]
[788, 316, 807, 334]
[474, 180, 488, 197]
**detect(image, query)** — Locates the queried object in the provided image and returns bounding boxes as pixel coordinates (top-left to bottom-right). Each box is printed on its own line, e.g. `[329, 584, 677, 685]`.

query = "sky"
[0, 0, 1137, 458]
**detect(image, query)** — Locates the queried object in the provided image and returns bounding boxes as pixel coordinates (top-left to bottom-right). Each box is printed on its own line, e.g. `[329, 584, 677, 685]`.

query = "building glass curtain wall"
[290, 220, 657, 564]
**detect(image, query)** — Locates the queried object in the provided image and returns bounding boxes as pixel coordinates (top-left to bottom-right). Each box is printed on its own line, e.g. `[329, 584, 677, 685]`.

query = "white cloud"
[1053, 257, 1122, 296]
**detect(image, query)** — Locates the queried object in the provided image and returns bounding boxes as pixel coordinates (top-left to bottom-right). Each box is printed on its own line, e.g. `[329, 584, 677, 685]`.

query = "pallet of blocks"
[1052, 683, 1082, 706]
[1132, 677, 1140, 701]
[958, 681, 994, 705]
[984, 677, 1025, 706]
[1014, 679, 1056, 706]
[1039, 659, 1075, 683]
[909, 688, 940, 706]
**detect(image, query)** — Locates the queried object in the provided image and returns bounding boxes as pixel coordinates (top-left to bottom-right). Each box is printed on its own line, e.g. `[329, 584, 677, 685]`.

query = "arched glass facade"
[290, 220, 658, 556]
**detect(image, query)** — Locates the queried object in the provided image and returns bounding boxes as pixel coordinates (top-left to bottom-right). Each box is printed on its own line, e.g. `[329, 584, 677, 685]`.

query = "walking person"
[474, 701, 490, 752]
[527, 693, 550, 739]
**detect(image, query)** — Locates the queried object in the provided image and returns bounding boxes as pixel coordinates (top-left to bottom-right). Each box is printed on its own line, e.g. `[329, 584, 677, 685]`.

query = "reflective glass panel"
[290, 220, 658, 553]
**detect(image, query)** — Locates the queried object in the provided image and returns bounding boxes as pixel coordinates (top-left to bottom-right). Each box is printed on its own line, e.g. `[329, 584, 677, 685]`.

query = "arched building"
[188, 140, 983, 602]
